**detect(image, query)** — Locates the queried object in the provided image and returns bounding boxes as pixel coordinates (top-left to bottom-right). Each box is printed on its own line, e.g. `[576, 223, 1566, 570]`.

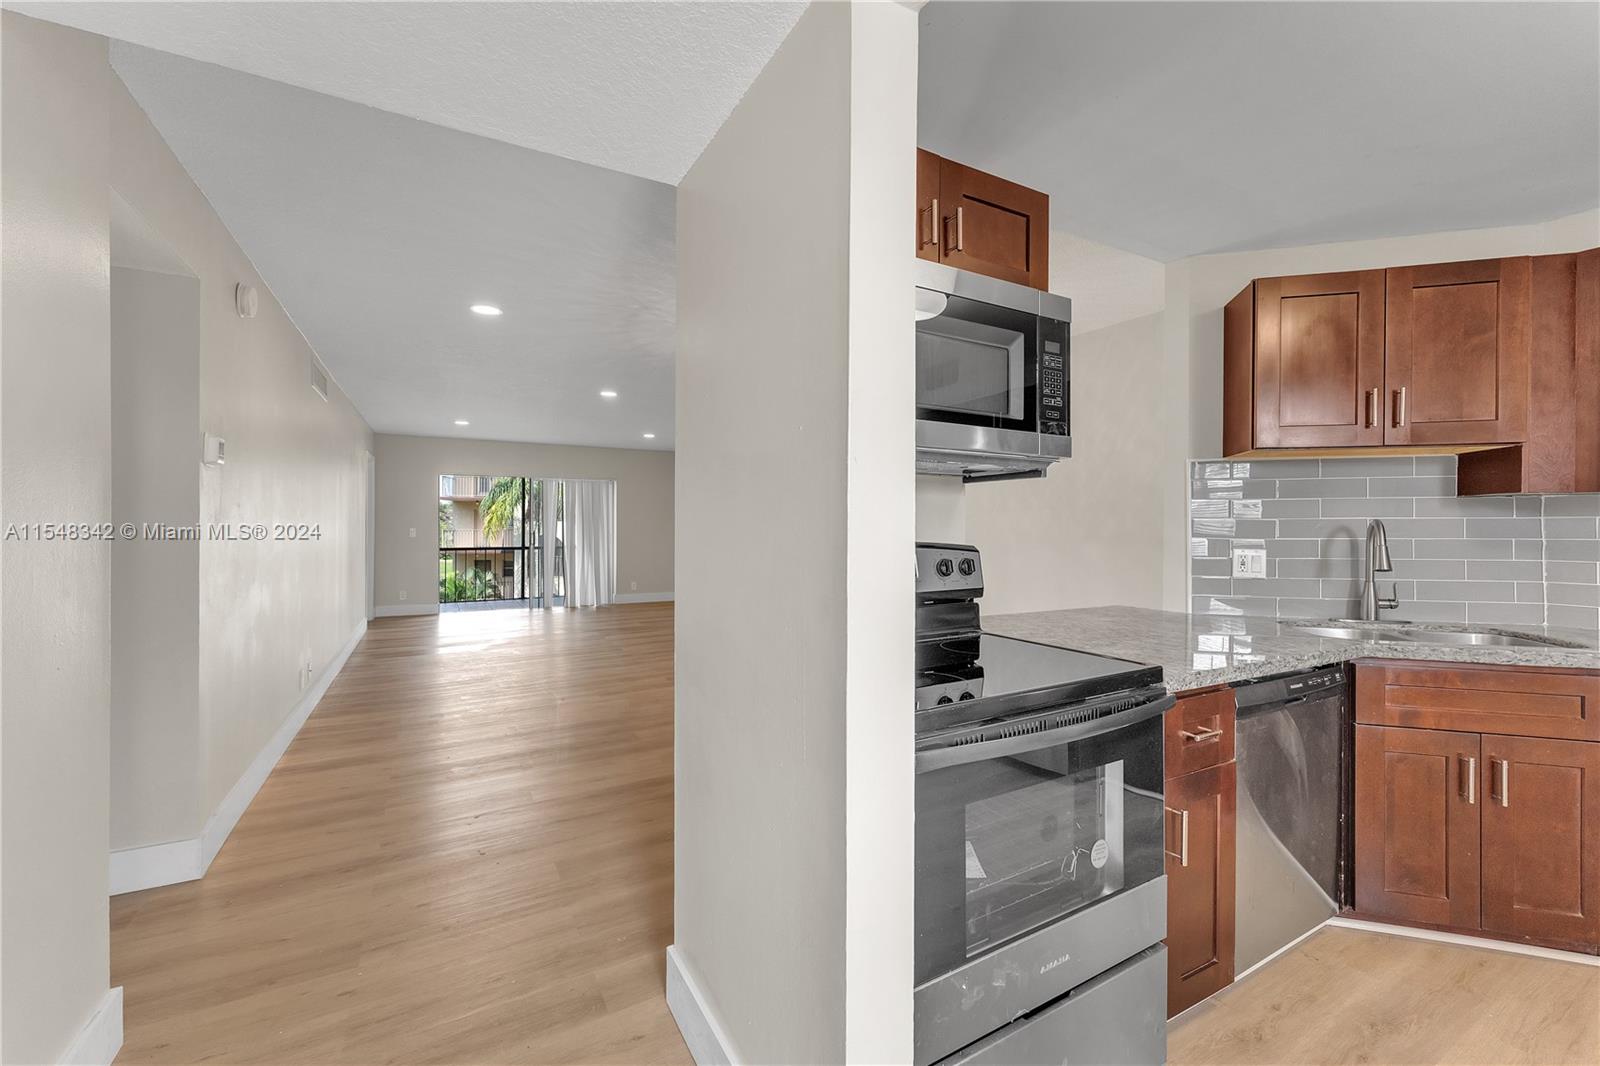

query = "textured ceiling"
[109, 43, 678, 448]
[920, 1, 1600, 261]
[15, 0, 806, 184]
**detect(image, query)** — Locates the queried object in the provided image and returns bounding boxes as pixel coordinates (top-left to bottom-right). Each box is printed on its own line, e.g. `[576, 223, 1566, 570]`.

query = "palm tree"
[479, 477, 524, 544]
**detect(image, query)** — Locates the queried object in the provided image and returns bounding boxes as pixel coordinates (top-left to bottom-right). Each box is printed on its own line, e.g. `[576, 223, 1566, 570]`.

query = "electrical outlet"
[399, 589, 407, 601]
[408, 527, 416, 539]
[1232, 548, 1267, 579]
[630, 581, 637, 591]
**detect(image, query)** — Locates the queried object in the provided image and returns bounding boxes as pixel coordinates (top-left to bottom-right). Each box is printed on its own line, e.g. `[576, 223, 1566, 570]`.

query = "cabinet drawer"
[1356, 661, 1600, 742]
[1165, 687, 1237, 778]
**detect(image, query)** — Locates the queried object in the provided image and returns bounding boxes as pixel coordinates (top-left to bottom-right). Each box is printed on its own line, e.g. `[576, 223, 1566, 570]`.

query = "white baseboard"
[375, 602, 438, 617]
[109, 619, 367, 895]
[666, 945, 740, 1066]
[59, 986, 122, 1066]
[1326, 916, 1600, 967]
[614, 591, 674, 604]
[109, 837, 203, 895]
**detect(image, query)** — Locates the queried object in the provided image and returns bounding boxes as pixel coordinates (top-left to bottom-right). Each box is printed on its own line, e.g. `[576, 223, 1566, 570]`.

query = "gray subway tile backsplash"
[1189, 456, 1599, 631]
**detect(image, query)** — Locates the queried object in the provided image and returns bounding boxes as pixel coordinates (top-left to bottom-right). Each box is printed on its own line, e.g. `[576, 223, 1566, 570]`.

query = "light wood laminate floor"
[1169, 926, 1600, 1065]
[111, 604, 692, 1065]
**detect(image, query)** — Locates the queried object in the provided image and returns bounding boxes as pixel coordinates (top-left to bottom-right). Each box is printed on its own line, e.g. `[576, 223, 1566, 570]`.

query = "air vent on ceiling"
[310, 358, 329, 401]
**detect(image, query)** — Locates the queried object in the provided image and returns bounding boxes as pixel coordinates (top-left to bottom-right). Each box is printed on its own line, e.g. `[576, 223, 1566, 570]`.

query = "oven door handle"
[915, 694, 1175, 773]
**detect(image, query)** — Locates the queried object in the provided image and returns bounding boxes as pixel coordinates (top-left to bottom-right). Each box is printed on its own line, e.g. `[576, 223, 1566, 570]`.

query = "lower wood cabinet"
[1479, 734, 1600, 947]
[1354, 662, 1600, 954]
[1164, 687, 1237, 1017]
[1354, 724, 1481, 929]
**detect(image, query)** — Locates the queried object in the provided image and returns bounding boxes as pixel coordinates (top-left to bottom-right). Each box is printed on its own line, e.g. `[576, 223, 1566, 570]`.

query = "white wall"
[372, 433, 674, 610]
[110, 265, 202, 852]
[1160, 209, 1600, 610]
[0, 12, 116, 1063]
[966, 312, 1167, 616]
[107, 74, 375, 819]
[673, 3, 916, 1061]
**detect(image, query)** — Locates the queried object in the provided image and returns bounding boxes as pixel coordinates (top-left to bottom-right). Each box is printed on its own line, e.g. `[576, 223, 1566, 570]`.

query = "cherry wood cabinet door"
[916, 149, 942, 264]
[1355, 725, 1481, 929]
[1253, 270, 1386, 447]
[1384, 257, 1531, 444]
[1480, 735, 1600, 950]
[1165, 761, 1236, 1017]
[936, 157, 1049, 290]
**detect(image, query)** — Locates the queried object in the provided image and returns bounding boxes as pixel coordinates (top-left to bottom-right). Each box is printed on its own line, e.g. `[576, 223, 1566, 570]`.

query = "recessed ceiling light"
[454, 419, 470, 426]
[642, 433, 656, 439]
[469, 304, 502, 316]
[599, 389, 618, 399]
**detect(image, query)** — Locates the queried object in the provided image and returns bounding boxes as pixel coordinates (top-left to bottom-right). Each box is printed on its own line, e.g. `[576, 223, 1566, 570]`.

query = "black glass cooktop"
[914, 631, 1162, 726]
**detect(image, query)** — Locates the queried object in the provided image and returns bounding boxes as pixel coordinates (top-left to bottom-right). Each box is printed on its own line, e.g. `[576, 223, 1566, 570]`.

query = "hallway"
[110, 604, 689, 1064]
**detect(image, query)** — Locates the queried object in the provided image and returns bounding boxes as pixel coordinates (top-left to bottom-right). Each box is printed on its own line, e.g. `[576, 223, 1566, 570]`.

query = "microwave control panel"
[1039, 321, 1068, 434]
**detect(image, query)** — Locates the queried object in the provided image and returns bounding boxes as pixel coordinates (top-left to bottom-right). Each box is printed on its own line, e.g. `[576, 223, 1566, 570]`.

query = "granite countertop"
[984, 606, 1600, 694]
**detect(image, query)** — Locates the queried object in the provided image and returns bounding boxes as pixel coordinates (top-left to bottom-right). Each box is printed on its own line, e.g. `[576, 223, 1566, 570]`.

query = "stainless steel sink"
[1293, 621, 1566, 649]
[1295, 624, 1412, 643]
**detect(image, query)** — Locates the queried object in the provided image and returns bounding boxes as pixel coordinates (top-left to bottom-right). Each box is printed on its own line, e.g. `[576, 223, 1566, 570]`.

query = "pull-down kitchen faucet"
[1360, 519, 1399, 621]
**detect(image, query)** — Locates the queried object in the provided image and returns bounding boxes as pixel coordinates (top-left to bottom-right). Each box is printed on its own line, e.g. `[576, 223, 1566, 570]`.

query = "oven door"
[913, 697, 1169, 1066]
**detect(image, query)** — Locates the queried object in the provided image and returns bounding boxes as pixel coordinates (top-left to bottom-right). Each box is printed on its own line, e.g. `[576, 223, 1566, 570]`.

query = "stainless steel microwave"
[915, 261, 1071, 481]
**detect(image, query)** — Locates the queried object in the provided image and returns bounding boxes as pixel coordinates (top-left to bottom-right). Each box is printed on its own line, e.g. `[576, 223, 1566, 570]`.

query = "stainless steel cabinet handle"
[1393, 386, 1408, 427]
[1180, 726, 1223, 744]
[1460, 755, 1477, 805]
[921, 197, 940, 251]
[952, 205, 965, 252]
[1490, 757, 1510, 807]
[1366, 388, 1379, 429]
[1165, 806, 1190, 868]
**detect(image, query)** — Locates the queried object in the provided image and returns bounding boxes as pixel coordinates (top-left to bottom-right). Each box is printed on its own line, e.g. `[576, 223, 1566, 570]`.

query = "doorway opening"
[438, 474, 531, 610]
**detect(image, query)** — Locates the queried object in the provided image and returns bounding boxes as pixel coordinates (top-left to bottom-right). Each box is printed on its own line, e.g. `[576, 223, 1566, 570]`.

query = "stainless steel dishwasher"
[1231, 665, 1351, 975]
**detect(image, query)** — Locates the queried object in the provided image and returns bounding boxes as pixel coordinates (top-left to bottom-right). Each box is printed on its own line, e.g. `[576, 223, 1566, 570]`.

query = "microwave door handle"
[915, 695, 1174, 773]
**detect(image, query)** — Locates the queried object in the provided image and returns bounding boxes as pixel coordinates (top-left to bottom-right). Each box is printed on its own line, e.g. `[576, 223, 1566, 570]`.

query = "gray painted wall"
[110, 265, 202, 852]
[1191, 455, 1600, 630]
[372, 433, 674, 610]
[1, 12, 114, 1063]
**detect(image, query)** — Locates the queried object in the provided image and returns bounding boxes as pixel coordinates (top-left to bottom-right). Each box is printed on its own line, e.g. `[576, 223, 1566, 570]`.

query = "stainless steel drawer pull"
[1366, 388, 1379, 429]
[1491, 758, 1510, 807]
[1165, 807, 1190, 868]
[1180, 726, 1223, 744]
[1460, 755, 1477, 805]
[1393, 386, 1408, 427]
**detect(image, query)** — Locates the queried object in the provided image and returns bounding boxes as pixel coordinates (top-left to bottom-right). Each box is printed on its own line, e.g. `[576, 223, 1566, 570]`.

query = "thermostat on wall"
[203, 433, 226, 466]
[235, 282, 258, 319]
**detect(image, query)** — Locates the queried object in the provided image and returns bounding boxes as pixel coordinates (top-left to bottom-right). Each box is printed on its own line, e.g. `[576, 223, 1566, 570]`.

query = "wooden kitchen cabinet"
[1222, 250, 1600, 474]
[1385, 257, 1531, 445]
[913, 149, 1049, 290]
[1479, 734, 1600, 948]
[1236, 270, 1387, 450]
[1354, 724, 1482, 929]
[1353, 662, 1600, 953]
[1458, 248, 1600, 494]
[1164, 687, 1237, 1017]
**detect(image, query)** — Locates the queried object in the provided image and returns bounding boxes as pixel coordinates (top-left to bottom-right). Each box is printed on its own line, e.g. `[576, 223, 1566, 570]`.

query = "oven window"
[963, 759, 1125, 957]
[915, 712, 1164, 984]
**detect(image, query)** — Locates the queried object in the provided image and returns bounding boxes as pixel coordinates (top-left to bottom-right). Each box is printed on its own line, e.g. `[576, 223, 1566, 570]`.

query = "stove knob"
[936, 695, 954, 705]
[959, 691, 976, 701]
[958, 558, 976, 577]
[936, 558, 954, 578]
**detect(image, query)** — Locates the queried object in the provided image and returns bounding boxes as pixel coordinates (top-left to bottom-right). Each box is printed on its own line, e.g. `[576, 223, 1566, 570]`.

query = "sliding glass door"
[438, 474, 530, 608]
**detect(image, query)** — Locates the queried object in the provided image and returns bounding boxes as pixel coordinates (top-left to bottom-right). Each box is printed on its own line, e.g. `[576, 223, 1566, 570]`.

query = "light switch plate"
[1232, 548, 1267, 579]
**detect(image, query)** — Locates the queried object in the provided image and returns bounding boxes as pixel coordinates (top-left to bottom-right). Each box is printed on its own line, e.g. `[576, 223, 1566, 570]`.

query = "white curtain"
[563, 479, 617, 607]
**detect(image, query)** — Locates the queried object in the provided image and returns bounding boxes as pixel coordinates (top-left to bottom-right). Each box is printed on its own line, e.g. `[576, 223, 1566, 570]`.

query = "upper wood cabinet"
[1385, 257, 1530, 445]
[915, 149, 1049, 290]
[1223, 253, 1600, 479]
[1242, 270, 1387, 449]
[1460, 248, 1600, 494]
